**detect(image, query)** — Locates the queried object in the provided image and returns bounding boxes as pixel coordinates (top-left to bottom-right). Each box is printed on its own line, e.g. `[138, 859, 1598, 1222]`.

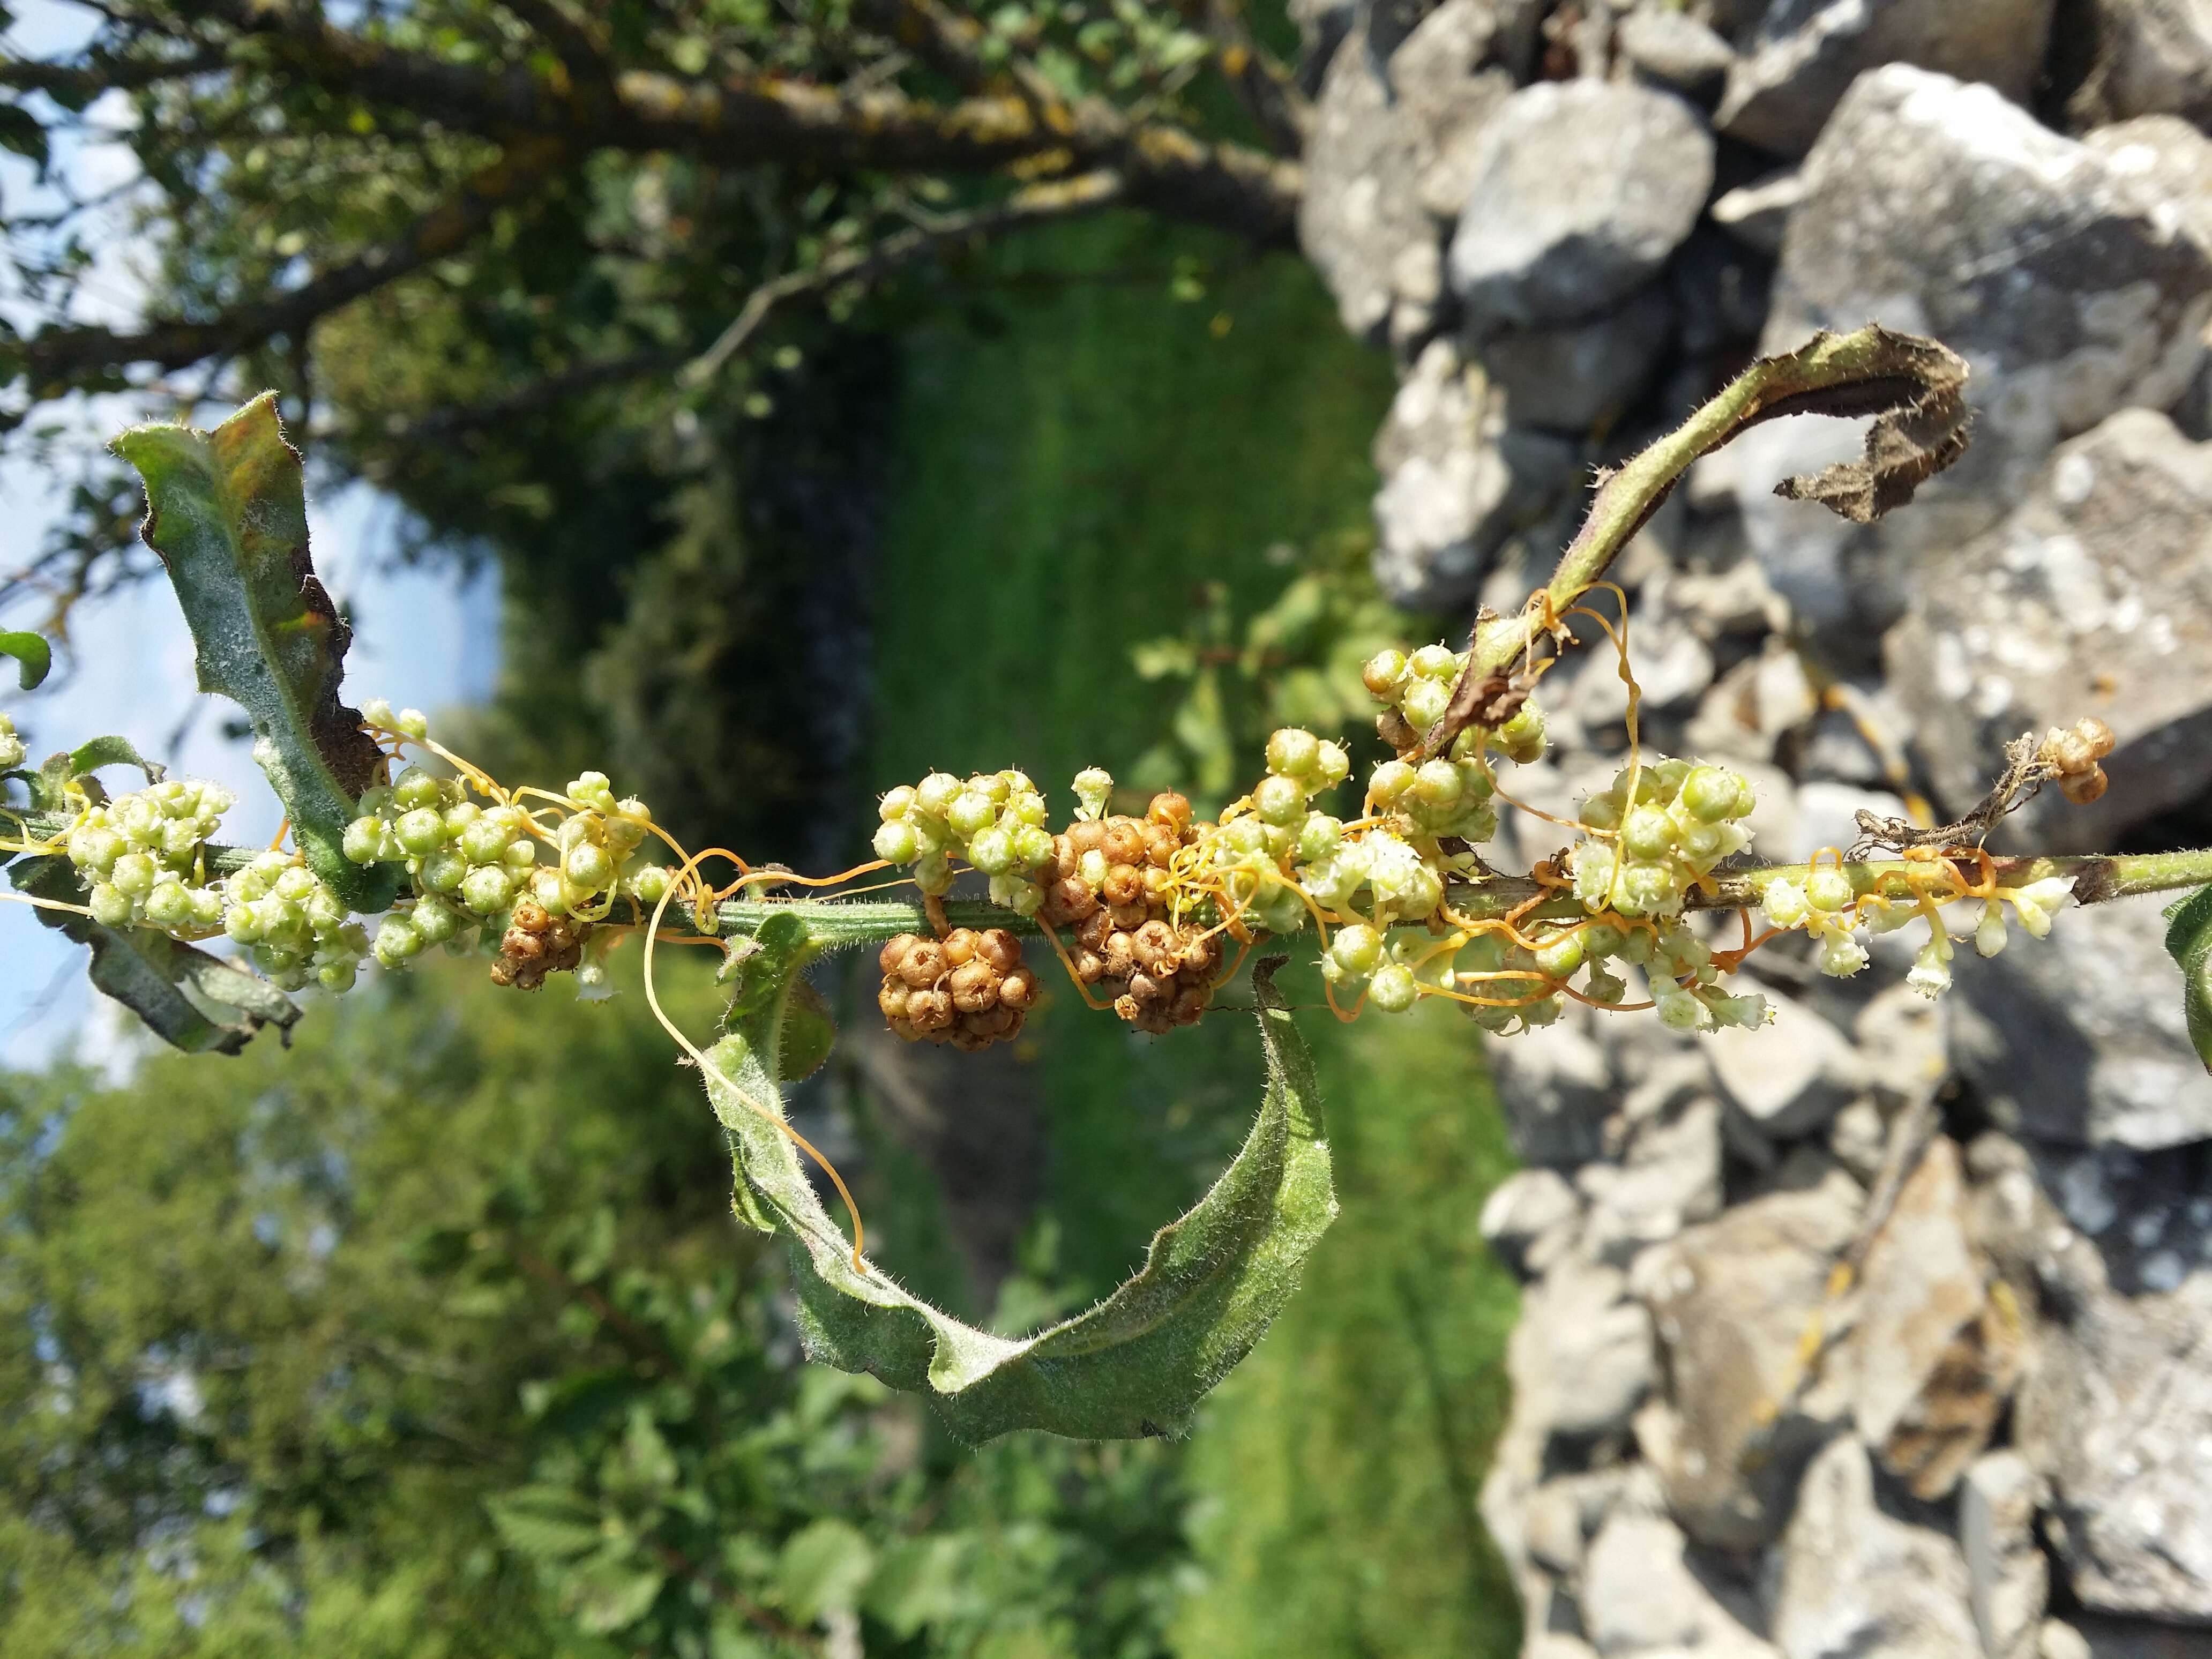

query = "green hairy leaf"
[111, 393, 400, 912]
[8, 853, 301, 1053]
[704, 913, 1336, 1442]
[0, 628, 49, 689]
[2164, 885, 2212, 1074]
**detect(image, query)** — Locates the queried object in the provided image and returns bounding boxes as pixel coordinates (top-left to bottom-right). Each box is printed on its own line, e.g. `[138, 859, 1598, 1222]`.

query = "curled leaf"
[704, 917, 1335, 1442]
[1425, 324, 1972, 760]
[0, 629, 50, 690]
[112, 393, 399, 912]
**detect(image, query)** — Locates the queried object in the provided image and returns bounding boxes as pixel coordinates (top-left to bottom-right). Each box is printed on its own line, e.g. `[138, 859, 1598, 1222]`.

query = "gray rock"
[1708, 984, 1865, 1139]
[1394, 0, 1523, 221]
[1733, 66, 2212, 641]
[1885, 409, 2212, 850]
[1770, 1436, 1982, 1659]
[1798, 706, 1889, 787]
[2068, 0, 2212, 130]
[1716, 0, 2054, 158]
[1527, 1635, 1602, 1659]
[1447, 80, 1715, 330]
[2016, 1266, 2212, 1623]
[1684, 641, 1817, 764]
[1481, 1165, 1583, 1274]
[1947, 889, 2212, 1150]
[1578, 1096, 1727, 1264]
[1512, 1258, 1658, 1440]
[1632, 1172, 1862, 1549]
[1826, 1097, 1887, 1186]
[1572, 605, 1717, 728]
[2088, 116, 2212, 255]
[1483, 976, 1620, 1166]
[1710, 168, 1805, 256]
[1298, 23, 1426, 342]
[1370, 339, 1581, 608]
[1962, 1451, 2051, 1659]
[1845, 1137, 2020, 1500]
[1618, 4, 1737, 96]
[2043, 1621, 2095, 1659]
[1581, 1511, 1778, 1658]
[1481, 283, 1678, 434]
[1852, 981, 1947, 1115]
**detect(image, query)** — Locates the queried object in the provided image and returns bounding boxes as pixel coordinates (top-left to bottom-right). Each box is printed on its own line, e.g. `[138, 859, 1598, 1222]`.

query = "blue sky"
[0, 2, 499, 1067]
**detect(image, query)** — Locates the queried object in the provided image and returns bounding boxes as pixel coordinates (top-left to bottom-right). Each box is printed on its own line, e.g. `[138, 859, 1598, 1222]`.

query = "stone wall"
[1295, 3, 2212, 1654]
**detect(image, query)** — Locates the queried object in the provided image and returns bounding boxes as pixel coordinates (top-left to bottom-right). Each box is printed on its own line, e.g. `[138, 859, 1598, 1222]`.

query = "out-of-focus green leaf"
[2164, 885, 2212, 1073]
[6, 853, 299, 1053]
[111, 394, 400, 912]
[704, 913, 1335, 1443]
[0, 629, 49, 689]
[566, 1549, 666, 1634]
[777, 1518, 875, 1623]
[484, 1486, 605, 1565]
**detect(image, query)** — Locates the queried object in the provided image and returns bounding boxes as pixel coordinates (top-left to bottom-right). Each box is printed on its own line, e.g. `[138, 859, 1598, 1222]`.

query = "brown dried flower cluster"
[492, 897, 588, 989]
[878, 926, 1040, 1051]
[2041, 716, 2117, 805]
[1038, 792, 1221, 1033]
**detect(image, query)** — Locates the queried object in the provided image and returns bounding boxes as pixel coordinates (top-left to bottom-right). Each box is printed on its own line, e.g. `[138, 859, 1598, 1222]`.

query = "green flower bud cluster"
[220, 851, 371, 992]
[1203, 729, 1352, 936]
[873, 769, 1056, 912]
[344, 767, 660, 973]
[0, 712, 24, 772]
[1571, 758, 1756, 920]
[1364, 748, 1498, 844]
[1360, 646, 1548, 765]
[1317, 922, 1439, 1018]
[66, 779, 236, 936]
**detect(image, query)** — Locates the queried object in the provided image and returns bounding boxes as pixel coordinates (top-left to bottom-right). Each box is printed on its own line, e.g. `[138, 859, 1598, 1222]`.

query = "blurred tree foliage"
[1, 3, 1527, 1652]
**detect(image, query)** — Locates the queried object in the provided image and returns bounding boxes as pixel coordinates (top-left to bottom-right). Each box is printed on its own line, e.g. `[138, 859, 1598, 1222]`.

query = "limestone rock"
[1710, 168, 1805, 256]
[1733, 66, 2212, 640]
[2067, 0, 2212, 129]
[1447, 80, 1715, 330]
[1845, 1137, 2021, 1500]
[1962, 1451, 2051, 1659]
[1370, 339, 1580, 609]
[1481, 283, 1678, 434]
[1715, 0, 2054, 158]
[1947, 895, 2212, 1150]
[1581, 1511, 1777, 1658]
[1481, 1165, 1583, 1275]
[1484, 995, 1619, 1165]
[1632, 1172, 1862, 1549]
[1298, 23, 1426, 342]
[1512, 1259, 1658, 1441]
[1770, 1436, 1982, 1659]
[1707, 984, 1864, 1139]
[2067, 1616, 2212, 1658]
[1618, 4, 1737, 98]
[1782, 780, 1909, 866]
[1885, 409, 2212, 849]
[2088, 115, 2212, 256]
[1851, 981, 1947, 1115]
[2016, 1266, 2212, 1623]
[1684, 640, 1817, 764]
[1578, 1096, 1727, 1265]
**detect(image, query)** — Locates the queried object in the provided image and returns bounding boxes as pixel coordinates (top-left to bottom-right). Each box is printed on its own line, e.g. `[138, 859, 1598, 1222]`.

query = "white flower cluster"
[0, 712, 24, 772]
[1571, 757, 1757, 919]
[1762, 868, 2076, 1000]
[67, 779, 235, 935]
[873, 769, 1057, 912]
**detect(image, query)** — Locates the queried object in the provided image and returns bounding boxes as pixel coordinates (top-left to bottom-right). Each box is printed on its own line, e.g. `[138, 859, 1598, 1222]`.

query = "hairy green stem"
[15, 810, 2208, 948]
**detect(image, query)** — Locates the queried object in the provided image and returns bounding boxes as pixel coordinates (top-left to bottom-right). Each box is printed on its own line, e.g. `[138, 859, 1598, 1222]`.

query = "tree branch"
[679, 169, 1126, 386]
[0, 43, 235, 100]
[213, 0, 1299, 242]
[12, 136, 571, 385]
